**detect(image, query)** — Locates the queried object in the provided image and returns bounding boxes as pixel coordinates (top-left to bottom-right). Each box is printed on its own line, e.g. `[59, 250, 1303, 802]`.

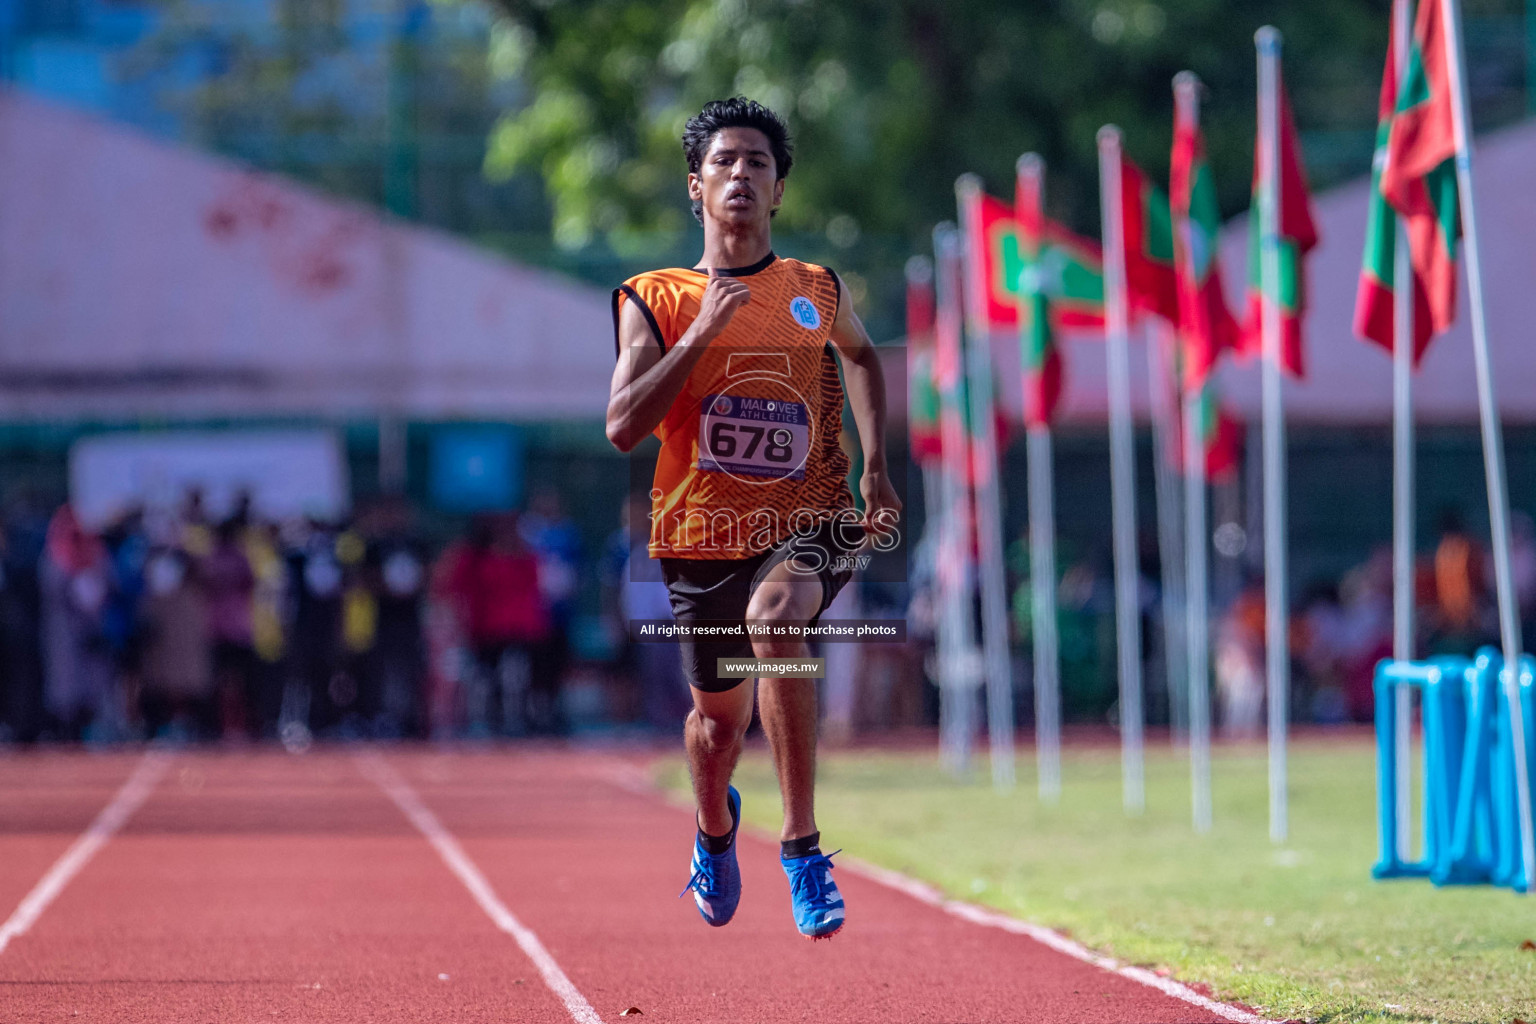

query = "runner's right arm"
[605, 272, 750, 453]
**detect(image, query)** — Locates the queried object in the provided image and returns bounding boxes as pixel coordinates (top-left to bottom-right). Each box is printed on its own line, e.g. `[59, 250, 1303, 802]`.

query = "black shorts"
[660, 515, 864, 693]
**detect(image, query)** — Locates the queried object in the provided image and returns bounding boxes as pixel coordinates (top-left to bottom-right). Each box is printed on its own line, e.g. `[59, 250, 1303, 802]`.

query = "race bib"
[697, 393, 809, 481]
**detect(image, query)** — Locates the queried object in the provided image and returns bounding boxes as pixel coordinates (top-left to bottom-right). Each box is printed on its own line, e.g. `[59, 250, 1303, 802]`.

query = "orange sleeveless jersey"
[613, 254, 853, 560]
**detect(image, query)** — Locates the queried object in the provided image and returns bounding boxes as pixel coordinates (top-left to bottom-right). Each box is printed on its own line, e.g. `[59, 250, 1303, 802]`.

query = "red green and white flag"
[966, 191, 1107, 332]
[1354, 4, 1435, 362]
[1376, 0, 1460, 350]
[962, 187, 1108, 427]
[1171, 89, 1240, 390]
[935, 231, 1010, 487]
[1017, 216, 1106, 332]
[1240, 64, 1319, 377]
[933, 243, 972, 478]
[1197, 384, 1244, 482]
[1015, 169, 1064, 428]
[906, 261, 943, 465]
[1116, 153, 1181, 325]
[1163, 338, 1243, 481]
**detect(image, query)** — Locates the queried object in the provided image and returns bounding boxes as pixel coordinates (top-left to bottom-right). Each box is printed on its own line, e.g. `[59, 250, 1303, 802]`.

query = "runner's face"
[689, 127, 783, 229]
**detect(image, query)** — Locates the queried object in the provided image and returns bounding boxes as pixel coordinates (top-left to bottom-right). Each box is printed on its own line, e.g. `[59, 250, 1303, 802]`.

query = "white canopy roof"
[0, 89, 615, 422]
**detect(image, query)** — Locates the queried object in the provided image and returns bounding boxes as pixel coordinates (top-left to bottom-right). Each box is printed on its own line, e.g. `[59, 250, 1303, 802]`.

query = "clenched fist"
[693, 266, 751, 341]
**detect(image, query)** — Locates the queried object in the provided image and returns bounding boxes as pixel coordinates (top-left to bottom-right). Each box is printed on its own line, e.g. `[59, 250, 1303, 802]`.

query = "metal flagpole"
[1147, 321, 1188, 743]
[956, 177, 1018, 791]
[917, 455, 954, 755]
[915, 424, 943, 591]
[1028, 425, 1062, 801]
[1096, 128, 1147, 814]
[910, 254, 955, 768]
[973, 346, 1019, 792]
[1002, 161, 1063, 803]
[1183, 381, 1212, 832]
[1174, 72, 1213, 834]
[1255, 26, 1291, 844]
[933, 223, 981, 775]
[1438, 0, 1536, 891]
[1389, 0, 1417, 866]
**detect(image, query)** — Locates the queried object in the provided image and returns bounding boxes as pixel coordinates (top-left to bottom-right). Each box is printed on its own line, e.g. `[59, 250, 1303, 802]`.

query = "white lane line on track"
[843, 857, 1284, 1024]
[602, 759, 1286, 1024]
[0, 751, 172, 957]
[355, 752, 603, 1024]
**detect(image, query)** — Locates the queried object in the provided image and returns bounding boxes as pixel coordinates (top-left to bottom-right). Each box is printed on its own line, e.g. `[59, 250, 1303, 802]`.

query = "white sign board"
[69, 430, 349, 530]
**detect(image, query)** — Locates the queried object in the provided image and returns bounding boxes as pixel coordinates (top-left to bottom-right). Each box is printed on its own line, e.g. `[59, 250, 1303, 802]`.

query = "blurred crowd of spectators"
[5, 480, 1526, 747]
[0, 488, 586, 746]
[0, 483, 935, 748]
[1213, 511, 1536, 736]
[909, 507, 1536, 737]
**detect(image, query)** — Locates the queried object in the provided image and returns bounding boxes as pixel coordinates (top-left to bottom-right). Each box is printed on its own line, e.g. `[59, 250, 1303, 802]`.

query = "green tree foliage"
[126, 0, 526, 233]
[479, 0, 1403, 263]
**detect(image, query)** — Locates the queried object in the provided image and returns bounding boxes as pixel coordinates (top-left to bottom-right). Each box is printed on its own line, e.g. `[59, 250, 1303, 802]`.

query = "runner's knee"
[691, 704, 749, 751]
[699, 712, 747, 752]
[745, 582, 814, 628]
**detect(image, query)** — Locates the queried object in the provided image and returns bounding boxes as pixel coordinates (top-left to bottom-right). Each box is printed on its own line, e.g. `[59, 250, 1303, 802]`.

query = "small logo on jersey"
[712, 396, 733, 415]
[789, 296, 821, 330]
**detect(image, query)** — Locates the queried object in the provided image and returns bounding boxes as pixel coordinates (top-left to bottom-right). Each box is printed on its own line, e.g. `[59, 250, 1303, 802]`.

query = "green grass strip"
[662, 738, 1536, 1023]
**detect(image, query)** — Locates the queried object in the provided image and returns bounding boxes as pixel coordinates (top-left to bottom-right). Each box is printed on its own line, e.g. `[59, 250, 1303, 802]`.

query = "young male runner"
[605, 97, 899, 939]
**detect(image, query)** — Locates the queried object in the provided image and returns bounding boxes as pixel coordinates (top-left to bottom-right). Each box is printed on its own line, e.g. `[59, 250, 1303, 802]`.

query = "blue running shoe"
[679, 785, 741, 927]
[781, 848, 845, 939]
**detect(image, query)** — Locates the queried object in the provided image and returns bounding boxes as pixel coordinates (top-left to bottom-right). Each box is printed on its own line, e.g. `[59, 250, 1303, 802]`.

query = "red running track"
[0, 747, 1258, 1023]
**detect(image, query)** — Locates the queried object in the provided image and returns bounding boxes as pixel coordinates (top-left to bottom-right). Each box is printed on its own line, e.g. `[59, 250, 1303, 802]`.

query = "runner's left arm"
[827, 277, 902, 537]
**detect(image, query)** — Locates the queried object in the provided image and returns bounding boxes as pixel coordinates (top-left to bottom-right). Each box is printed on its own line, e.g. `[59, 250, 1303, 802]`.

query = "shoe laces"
[682, 803, 737, 901]
[679, 862, 719, 900]
[786, 849, 841, 905]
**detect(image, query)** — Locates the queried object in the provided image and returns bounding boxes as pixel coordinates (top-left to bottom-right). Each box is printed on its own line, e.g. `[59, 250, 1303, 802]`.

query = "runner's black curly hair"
[682, 97, 793, 224]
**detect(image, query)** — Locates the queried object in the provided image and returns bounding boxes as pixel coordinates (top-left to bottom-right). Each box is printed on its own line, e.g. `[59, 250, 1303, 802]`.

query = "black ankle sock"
[699, 827, 734, 855]
[698, 797, 739, 855]
[781, 831, 821, 860]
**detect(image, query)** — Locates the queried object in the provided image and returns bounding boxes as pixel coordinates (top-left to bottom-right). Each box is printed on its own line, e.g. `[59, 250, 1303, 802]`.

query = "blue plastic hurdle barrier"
[1434, 650, 1499, 886]
[1490, 654, 1536, 892]
[1373, 650, 1536, 894]
[1372, 656, 1469, 880]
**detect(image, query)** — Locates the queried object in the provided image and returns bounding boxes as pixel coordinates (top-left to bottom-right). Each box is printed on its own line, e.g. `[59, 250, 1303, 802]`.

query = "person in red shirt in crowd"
[202, 517, 257, 738]
[440, 513, 550, 737]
